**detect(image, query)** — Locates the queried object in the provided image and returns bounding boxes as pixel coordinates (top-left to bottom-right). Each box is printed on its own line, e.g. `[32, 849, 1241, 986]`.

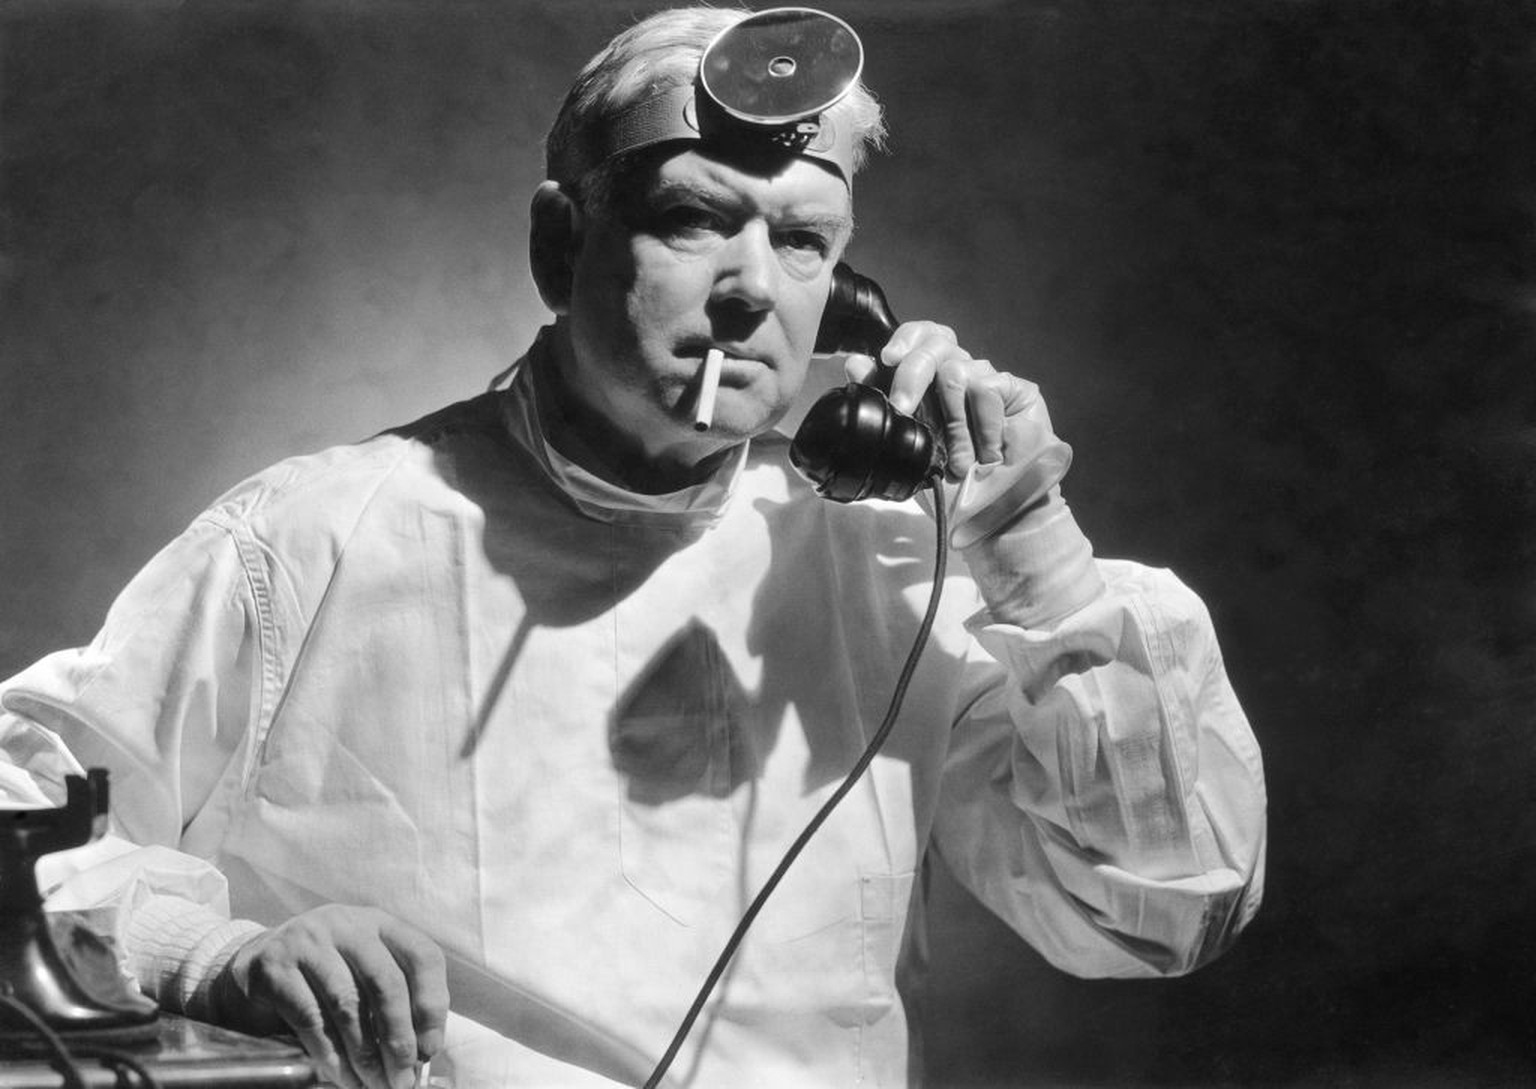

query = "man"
[0, 8, 1265, 1088]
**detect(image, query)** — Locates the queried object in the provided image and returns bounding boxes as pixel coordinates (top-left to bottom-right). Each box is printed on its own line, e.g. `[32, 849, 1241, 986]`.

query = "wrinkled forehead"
[550, 8, 863, 188]
[637, 144, 855, 219]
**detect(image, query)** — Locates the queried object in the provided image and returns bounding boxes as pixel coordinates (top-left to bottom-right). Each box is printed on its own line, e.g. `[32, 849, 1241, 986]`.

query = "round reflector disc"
[700, 8, 864, 125]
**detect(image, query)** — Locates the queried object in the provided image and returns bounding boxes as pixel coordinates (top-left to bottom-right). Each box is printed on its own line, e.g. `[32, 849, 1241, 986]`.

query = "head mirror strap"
[547, 7, 862, 186]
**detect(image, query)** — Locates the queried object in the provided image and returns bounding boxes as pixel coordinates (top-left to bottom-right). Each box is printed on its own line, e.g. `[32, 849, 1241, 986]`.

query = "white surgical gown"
[0, 346, 1265, 1087]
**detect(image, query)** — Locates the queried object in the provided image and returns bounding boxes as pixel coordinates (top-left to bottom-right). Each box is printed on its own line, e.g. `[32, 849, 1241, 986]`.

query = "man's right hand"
[209, 904, 449, 1089]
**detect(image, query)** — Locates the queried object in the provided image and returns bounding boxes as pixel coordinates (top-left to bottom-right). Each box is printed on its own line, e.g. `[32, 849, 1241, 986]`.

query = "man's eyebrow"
[786, 211, 855, 237]
[642, 178, 739, 208]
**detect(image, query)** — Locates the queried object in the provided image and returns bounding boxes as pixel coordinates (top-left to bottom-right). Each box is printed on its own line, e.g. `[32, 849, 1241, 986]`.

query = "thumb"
[842, 352, 879, 385]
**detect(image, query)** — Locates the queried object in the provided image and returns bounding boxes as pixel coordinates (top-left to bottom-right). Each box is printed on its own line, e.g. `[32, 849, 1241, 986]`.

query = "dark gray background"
[3, 1, 1533, 1084]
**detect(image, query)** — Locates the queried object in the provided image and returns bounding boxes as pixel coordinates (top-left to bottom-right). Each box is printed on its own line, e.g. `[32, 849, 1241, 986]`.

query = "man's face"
[563, 146, 854, 465]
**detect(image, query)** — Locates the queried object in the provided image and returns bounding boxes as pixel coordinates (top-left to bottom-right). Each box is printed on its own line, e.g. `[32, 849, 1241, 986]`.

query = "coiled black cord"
[0, 994, 91, 1089]
[0, 994, 162, 1089]
[642, 482, 948, 1088]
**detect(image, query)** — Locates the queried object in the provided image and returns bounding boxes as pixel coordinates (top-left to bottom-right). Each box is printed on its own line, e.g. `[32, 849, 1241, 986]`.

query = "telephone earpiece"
[789, 263, 947, 502]
[812, 261, 899, 358]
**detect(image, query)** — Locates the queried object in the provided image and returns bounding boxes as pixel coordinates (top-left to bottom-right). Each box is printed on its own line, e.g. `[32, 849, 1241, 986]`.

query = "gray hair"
[545, 6, 887, 211]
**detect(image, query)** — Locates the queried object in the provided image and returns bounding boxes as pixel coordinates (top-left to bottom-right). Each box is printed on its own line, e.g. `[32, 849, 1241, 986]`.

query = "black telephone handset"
[789, 263, 947, 502]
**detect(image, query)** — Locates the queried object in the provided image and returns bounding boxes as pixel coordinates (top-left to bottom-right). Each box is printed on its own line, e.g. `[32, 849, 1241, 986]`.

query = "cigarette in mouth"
[693, 348, 724, 432]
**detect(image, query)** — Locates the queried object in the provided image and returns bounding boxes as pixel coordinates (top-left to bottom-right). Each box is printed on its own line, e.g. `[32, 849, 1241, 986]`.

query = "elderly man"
[0, 7, 1265, 1088]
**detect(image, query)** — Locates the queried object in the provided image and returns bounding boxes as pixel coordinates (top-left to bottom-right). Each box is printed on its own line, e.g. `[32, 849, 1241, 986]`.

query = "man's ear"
[529, 181, 585, 315]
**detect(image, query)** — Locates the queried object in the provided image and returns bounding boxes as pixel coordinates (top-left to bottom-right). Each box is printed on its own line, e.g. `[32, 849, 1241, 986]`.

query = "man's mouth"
[680, 341, 771, 370]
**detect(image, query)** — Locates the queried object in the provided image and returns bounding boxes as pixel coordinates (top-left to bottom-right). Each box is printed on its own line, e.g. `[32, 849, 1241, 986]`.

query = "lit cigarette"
[693, 348, 724, 431]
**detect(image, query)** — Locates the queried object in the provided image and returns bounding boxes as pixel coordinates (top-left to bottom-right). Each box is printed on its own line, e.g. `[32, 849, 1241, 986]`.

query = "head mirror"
[546, 6, 865, 186]
[700, 8, 864, 125]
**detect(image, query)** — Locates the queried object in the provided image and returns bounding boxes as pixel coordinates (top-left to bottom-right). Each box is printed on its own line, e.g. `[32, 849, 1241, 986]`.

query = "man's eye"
[657, 206, 725, 235]
[778, 230, 829, 255]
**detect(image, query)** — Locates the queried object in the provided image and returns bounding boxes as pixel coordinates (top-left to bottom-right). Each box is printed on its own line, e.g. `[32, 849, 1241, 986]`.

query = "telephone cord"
[641, 480, 948, 1088]
[0, 993, 163, 1089]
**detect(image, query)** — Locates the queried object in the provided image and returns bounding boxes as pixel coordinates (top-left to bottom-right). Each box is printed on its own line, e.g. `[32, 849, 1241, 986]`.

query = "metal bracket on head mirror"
[548, 7, 864, 185]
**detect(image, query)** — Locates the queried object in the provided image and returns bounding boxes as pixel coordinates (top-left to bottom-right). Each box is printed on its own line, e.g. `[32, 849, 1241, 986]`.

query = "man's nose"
[711, 222, 777, 313]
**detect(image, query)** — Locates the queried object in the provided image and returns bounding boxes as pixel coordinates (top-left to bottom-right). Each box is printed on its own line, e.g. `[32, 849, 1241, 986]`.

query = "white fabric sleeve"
[1, 511, 273, 1011]
[125, 895, 266, 1018]
[33, 836, 267, 1015]
[933, 495, 1267, 979]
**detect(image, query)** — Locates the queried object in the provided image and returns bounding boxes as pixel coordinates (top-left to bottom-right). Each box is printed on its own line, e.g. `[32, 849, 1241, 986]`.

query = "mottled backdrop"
[2, 1, 1533, 1085]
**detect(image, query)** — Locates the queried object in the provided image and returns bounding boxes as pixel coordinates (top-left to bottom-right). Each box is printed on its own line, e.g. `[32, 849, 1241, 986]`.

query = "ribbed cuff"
[124, 894, 267, 1020]
[959, 490, 1105, 627]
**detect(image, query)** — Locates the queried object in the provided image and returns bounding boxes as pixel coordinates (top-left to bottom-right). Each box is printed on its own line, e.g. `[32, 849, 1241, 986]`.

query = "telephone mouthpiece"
[789, 382, 945, 502]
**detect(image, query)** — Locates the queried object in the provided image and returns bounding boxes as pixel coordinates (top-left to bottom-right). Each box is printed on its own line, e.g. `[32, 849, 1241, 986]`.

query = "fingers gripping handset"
[789, 263, 948, 502]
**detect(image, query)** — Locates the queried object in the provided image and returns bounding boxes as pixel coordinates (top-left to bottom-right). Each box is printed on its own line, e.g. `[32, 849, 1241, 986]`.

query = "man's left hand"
[844, 320, 1043, 481]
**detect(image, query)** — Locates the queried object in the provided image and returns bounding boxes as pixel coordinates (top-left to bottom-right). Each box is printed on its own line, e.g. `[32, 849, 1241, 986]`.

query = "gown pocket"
[612, 620, 750, 924]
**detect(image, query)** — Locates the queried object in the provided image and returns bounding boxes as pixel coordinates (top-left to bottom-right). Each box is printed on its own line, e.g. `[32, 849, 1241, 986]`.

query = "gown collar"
[495, 331, 749, 527]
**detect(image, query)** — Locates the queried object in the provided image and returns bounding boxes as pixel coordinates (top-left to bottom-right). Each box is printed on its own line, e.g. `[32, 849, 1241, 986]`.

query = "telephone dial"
[789, 263, 948, 502]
